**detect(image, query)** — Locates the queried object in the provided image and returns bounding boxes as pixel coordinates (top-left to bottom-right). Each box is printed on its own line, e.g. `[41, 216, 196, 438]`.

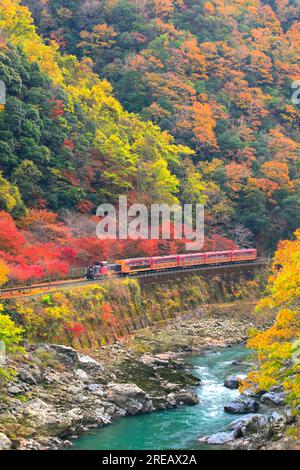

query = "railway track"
[0, 258, 269, 299]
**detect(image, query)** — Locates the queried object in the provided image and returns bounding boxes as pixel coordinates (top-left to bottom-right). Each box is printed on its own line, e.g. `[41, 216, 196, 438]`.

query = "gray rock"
[8, 385, 22, 395]
[166, 395, 177, 407]
[0, 433, 12, 450]
[63, 440, 72, 448]
[21, 399, 81, 434]
[172, 390, 200, 405]
[81, 407, 107, 425]
[261, 392, 286, 406]
[50, 344, 78, 365]
[270, 385, 284, 393]
[87, 383, 101, 392]
[224, 374, 246, 390]
[164, 382, 180, 391]
[45, 437, 64, 449]
[74, 369, 89, 382]
[105, 383, 153, 415]
[241, 388, 265, 399]
[15, 438, 42, 450]
[43, 371, 63, 384]
[139, 354, 157, 366]
[228, 414, 272, 437]
[224, 398, 260, 414]
[232, 359, 243, 365]
[271, 411, 284, 422]
[152, 395, 176, 410]
[140, 352, 177, 367]
[19, 369, 37, 385]
[199, 431, 236, 445]
[283, 409, 296, 425]
[77, 354, 103, 371]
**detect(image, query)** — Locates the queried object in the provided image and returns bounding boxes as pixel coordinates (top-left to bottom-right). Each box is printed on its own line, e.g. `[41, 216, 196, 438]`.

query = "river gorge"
[71, 344, 251, 450]
[1, 303, 296, 451]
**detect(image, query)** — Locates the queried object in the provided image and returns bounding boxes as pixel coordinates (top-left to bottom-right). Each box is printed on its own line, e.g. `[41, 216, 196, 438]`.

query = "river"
[71, 344, 253, 450]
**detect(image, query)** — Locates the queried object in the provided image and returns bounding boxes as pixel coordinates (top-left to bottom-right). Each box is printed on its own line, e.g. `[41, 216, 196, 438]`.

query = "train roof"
[116, 256, 151, 264]
[151, 254, 178, 260]
[116, 248, 256, 264]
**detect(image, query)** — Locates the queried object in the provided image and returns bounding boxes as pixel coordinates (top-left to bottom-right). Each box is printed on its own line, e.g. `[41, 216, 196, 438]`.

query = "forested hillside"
[0, 0, 193, 281]
[0, 0, 299, 282]
[22, 0, 300, 248]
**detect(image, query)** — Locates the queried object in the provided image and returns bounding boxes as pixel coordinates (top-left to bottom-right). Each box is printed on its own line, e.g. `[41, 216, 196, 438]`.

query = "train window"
[127, 259, 150, 267]
[108, 264, 121, 272]
[127, 261, 151, 270]
[207, 252, 230, 258]
[153, 257, 177, 264]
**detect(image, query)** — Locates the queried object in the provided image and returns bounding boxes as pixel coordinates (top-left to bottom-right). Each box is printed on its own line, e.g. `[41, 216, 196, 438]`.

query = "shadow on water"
[71, 344, 252, 450]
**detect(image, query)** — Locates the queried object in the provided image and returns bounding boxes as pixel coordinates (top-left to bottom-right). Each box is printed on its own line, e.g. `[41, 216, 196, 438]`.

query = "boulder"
[151, 395, 176, 410]
[241, 388, 265, 399]
[172, 390, 200, 406]
[261, 392, 286, 406]
[271, 411, 284, 422]
[140, 353, 172, 367]
[0, 433, 12, 450]
[77, 354, 103, 371]
[270, 385, 284, 393]
[139, 354, 156, 366]
[21, 399, 81, 433]
[282, 409, 296, 425]
[199, 431, 236, 445]
[163, 382, 180, 391]
[8, 385, 22, 395]
[224, 398, 260, 414]
[80, 407, 107, 426]
[74, 369, 89, 382]
[155, 352, 177, 361]
[43, 370, 64, 385]
[232, 359, 243, 366]
[49, 344, 78, 365]
[228, 414, 272, 437]
[63, 440, 72, 448]
[21, 398, 56, 427]
[14, 438, 42, 450]
[224, 374, 246, 390]
[105, 383, 153, 415]
[18, 369, 38, 385]
[86, 383, 102, 393]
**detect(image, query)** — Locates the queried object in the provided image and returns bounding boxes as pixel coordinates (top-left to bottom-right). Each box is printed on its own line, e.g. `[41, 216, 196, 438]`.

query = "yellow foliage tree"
[0, 259, 9, 286]
[0, 171, 24, 214]
[245, 229, 300, 409]
[0, 0, 63, 83]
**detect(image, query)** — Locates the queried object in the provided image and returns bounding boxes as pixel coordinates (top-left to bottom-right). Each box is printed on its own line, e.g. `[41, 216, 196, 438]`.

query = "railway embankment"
[3, 271, 267, 348]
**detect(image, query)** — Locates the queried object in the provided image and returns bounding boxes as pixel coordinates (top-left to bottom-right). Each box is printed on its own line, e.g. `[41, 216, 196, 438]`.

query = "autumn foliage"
[0, 0, 298, 260]
[245, 229, 300, 410]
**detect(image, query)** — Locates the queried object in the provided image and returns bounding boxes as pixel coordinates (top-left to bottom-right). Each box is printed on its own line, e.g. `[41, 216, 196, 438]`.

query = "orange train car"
[115, 249, 257, 274]
[86, 249, 257, 279]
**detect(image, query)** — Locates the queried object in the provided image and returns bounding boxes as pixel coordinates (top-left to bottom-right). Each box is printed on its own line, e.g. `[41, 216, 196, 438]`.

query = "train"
[85, 248, 257, 279]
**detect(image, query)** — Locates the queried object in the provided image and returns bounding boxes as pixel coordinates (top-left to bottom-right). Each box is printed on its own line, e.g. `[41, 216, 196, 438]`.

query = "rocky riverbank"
[1, 306, 295, 451]
[0, 341, 200, 450]
[199, 377, 299, 450]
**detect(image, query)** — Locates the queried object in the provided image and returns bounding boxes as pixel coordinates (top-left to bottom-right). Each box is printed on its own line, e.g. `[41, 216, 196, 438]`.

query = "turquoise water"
[71, 344, 251, 450]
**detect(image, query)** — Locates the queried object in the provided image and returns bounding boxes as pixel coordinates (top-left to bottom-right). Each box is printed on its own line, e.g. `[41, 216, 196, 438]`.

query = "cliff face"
[4, 271, 266, 348]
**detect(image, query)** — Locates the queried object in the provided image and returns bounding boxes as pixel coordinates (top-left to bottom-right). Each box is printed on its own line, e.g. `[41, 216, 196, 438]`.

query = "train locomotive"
[85, 248, 257, 279]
